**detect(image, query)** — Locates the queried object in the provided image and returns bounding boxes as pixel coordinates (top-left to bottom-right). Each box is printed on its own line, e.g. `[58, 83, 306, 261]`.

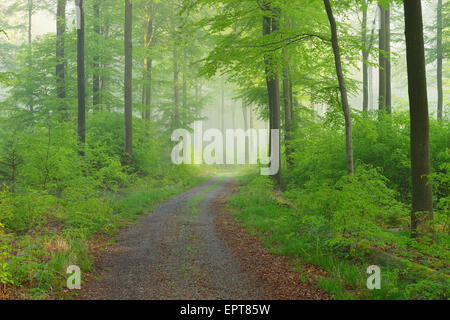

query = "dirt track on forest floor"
[79, 177, 327, 300]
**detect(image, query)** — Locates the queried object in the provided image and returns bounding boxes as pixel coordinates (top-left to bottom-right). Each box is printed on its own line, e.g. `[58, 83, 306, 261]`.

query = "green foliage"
[228, 168, 449, 300]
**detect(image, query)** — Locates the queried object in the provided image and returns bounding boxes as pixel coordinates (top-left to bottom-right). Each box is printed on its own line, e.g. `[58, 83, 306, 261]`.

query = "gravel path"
[80, 177, 262, 300]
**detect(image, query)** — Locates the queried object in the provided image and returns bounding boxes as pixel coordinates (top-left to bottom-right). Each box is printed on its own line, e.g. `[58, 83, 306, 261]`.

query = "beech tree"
[124, 0, 133, 156]
[76, 0, 86, 150]
[56, 0, 66, 118]
[323, 0, 354, 175]
[403, 0, 433, 239]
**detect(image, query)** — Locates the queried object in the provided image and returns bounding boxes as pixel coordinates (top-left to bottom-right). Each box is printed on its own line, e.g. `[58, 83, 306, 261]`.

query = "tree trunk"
[56, 0, 66, 118]
[378, 3, 386, 111]
[362, 0, 369, 113]
[385, 4, 391, 113]
[142, 2, 153, 121]
[124, 0, 133, 156]
[173, 47, 180, 129]
[283, 47, 293, 166]
[263, 7, 272, 152]
[221, 83, 225, 163]
[324, 0, 354, 175]
[100, 7, 111, 109]
[27, 0, 33, 112]
[242, 100, 249, 163]
[182, 48, 187, 110]
[403, 0, 434, 239]
[262, 2, 282, 186]
[92, 1, 101, 109]
[76, 0, 86, 152]
[437, 0, 443, 120]
[367, 5, 378, 111]
[248, 105, 256, 158]
[28, 0, 32, 45]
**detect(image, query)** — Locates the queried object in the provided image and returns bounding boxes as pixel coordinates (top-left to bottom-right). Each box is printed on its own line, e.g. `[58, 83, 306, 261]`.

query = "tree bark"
[76, 0, 86, 152]
[437, 0, 443, 120]
[378, 3, 386, 111]
[124, 0, 133, 156]
[173, 46, 180, 129]
[262, 2, 282, 186]
[28, 0, 32, 45]
[242, 100, 249, 163]
[283, 47, 293, 166]
[142, 2, 153, 121]
[385, 4, 391, 113]
[56, 0, 66, 118]
[403, 0, 434, 239]
[221, 83, 225, 163]
[362, 0, 369, 113]
[324, 0, 354, 175]
[92, 1, 101, 109]
[182, 48, 187, 110]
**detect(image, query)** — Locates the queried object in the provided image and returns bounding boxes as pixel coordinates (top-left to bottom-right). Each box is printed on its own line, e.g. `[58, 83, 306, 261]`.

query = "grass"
[225, 171, 449, 300]
[0, 169, 213, 299]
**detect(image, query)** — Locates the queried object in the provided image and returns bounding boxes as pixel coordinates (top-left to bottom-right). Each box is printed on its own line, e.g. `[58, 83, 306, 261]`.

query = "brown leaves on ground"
[213, 189, 328, 300]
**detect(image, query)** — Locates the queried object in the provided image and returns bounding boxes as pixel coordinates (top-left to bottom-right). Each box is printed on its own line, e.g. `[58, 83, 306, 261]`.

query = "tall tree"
[56, 0, 66, 118]
[362, 0, 369, 113]
[282, 46, 293, 166]
[142, 0, 153, 121]
[403, 0, 433, 239]
[323, 0, 354, 175]
[124, 0, 133, 156]
[242, 100, 249, 163]
[385, 3, 391, 113]
[262, 1, 282, 186]
[76, 0, 86, 151]
[28, 0, 32, 45]
[437, 0, 443, 120]
[378, 3, 386, 111]
[92, 0, 101, 109]
[173, 46, 180, 129]
[221, 82, 225, 163]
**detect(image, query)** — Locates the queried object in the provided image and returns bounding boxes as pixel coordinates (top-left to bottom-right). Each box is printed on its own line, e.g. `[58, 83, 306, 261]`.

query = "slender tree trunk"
[249, 104, 254, 155]
[362, 0, 369, 113]
[142, 2, 153, 121]
[242, 100, 249, 163]
[92, 1, 101, 109]
[28, 0, 32, 45]
[221, 83, 225, 163]
[262, 2, 282, 186]
[437, 0, 443, 120]
[369, 65, 373, 110]
[173, 46, 180, 129]
[100, 8, 111, 109]
[124, 0, 133, 156]
[182, 48, 187, 110]
[367, 5, 378, 111]
[76, 0, 86, 152]
[324, 0, 354, 175]
[404, 0, 434, 239]
[56, 0, 66, 118]
[378, 3, 386, 111]
[27, 0, 33, 112]
[263, 7, 272, 149]
[283, 47, 293, 166]
[385, 4, 391, 113]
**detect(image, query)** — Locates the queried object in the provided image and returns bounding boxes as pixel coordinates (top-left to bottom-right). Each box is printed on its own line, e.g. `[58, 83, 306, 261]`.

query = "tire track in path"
[80, 177, 261, 300]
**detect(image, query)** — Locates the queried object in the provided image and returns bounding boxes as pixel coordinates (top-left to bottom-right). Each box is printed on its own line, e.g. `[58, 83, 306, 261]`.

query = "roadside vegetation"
[227, 109, 449, 300]
[0, 112, 210, 299]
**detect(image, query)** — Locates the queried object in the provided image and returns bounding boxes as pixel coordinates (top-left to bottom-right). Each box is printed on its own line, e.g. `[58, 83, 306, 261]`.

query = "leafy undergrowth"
[0, 165, 211, 299]
[227, 171, 449, 300]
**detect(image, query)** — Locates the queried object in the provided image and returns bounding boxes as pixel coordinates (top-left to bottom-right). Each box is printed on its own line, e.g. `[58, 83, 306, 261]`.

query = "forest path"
[79, 177, 262, 299]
